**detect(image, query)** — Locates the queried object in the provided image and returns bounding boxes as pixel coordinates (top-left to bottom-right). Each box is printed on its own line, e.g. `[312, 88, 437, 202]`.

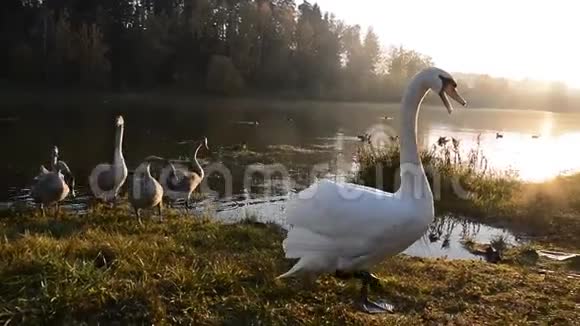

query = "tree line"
[1, 0, 577, 110]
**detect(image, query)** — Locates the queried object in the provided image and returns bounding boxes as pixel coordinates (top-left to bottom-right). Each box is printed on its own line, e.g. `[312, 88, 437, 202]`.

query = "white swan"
[89, 116, 128, 205]
[277, 67, 467, 314]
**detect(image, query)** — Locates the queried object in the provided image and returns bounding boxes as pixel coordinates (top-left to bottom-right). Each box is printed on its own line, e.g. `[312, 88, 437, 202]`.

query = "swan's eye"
[439, 75, 457, 89]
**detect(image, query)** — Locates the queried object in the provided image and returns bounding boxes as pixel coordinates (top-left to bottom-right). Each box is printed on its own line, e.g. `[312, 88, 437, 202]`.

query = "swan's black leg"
[130, 205, 142, 225]
[355, 271, 384, 290]
[56, 203, 60, 218]
[333, 271, 394, 314]
[157, 202, 163, 221]
[39, 203, 45, 217]
[185, 197, 190, 214]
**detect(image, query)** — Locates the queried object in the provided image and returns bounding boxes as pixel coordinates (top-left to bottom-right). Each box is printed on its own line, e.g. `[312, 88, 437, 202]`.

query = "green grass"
[356, 141, 580, 249]
[0, 209, 579, 325]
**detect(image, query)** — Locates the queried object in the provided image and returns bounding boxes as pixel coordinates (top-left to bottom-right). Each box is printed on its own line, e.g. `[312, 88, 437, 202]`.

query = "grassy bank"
[0, 210, 578, 325]
[355, 141, 580, 248]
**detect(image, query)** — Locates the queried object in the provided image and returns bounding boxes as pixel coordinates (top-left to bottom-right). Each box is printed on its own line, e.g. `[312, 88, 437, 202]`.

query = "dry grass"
[0, 209, 578, 325]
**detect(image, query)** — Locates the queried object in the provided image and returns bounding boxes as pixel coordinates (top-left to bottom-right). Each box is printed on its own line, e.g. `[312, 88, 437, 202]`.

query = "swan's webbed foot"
[358, 298, 395, 314]
[355, 271, 395, 314]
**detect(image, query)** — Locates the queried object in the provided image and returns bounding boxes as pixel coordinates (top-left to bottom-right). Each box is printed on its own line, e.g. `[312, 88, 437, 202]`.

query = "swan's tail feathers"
[277, 228, 337, 280]
[276, 258, 308, 280]
[282, 227, 335, 259]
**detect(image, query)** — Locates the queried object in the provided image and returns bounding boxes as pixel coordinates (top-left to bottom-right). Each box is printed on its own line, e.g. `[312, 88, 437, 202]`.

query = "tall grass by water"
[355, 138, 580, 248]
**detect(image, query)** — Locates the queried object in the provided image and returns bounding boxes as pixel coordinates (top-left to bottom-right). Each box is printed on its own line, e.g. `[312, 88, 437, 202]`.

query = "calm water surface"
[1, 98, 576, 259]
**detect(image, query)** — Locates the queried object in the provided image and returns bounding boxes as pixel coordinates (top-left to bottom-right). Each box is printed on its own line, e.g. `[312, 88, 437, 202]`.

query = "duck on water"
[277, 67, 468, 314]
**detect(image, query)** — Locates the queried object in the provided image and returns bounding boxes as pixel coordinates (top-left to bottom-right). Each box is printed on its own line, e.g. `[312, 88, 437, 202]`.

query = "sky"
[312, 0, 579, 87]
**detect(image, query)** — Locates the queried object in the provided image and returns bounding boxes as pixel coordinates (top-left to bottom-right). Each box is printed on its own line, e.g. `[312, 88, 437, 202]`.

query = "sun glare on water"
[427, 114, 580, 183]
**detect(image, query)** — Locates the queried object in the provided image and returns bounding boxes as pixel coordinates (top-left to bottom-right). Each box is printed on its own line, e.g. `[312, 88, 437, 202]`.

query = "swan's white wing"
[286, 179, 406, 239]
[280, 180, 419, 274]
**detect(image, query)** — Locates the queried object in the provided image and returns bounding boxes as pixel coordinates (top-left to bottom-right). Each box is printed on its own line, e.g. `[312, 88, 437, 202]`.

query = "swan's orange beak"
[440, 84, 467, 114]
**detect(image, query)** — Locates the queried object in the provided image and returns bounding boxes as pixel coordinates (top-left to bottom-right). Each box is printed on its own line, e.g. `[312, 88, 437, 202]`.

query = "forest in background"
[1, 0, 578, 111]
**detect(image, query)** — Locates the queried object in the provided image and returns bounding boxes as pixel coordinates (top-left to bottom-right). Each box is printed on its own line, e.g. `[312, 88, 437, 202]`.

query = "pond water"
[1, 96, 576, 259]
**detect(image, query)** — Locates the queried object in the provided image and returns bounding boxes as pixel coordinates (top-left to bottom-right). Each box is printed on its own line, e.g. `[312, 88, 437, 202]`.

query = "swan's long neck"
[145, 163, 153, 179]
[398, 75, 432, 201]
[193, 143, 204, 179]
[114, 124, 125, 165]
[134, 162, 152, 179]
[50, 153, 58, 172]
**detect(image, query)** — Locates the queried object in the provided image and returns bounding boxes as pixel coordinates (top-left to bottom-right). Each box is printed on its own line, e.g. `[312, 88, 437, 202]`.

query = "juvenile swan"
[31, 146, 75, 217]
[89, 116, 128, 205]
[162, 137, 209, 211]
[128, 161, 164, 219]
[277, 67, 467, 314]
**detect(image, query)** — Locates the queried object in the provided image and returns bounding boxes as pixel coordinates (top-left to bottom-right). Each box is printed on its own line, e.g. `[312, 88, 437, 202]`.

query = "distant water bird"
[89, 116, 128, 205]
[532, 135, 540, 139]
[277, 67, 468, 314]
[234, 121, 260, 126]
[146, 137, 209, 212]
[496, 132, 504, 139]
[31, 146, 75, 217]
[437, 136, 449, 147]
[177, 140, 194, 145]
[451, 137, 460, 149]
[381, 116, 394, 121]
[128, 161, 164, 220]
[470, 245, 502, 263]
[357, 133, 371, 144]
[234, 141, 248, 151]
